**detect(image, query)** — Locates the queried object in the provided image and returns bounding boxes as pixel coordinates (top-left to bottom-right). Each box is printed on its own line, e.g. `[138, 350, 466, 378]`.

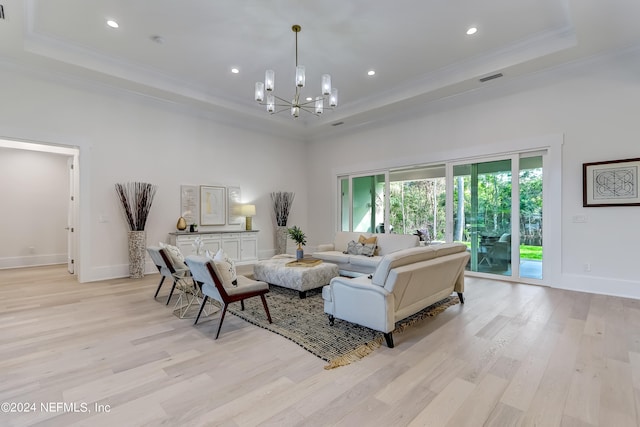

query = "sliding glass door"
[519, 156, 543, 280]
[450, 155, 543, 280]
[453, 159, 513, 276]
[337, 152, 545, 283]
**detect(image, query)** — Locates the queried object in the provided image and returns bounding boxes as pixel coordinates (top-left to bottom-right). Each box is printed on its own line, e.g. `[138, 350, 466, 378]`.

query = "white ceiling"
[1, 0, 639, 139]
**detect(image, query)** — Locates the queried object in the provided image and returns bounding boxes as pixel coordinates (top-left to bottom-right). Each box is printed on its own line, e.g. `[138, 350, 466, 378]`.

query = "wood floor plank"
[1, 265, 639, 426]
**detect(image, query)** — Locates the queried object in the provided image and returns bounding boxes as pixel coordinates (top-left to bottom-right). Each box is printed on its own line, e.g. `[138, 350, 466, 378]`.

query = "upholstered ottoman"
[253, 255, 339, 298]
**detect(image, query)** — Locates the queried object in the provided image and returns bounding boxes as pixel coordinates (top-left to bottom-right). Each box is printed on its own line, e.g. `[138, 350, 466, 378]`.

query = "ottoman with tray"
[253, 255, 339, 298]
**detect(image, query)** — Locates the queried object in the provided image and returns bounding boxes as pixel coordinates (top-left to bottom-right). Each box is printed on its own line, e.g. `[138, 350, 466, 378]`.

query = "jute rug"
[224, 285, 459, 369]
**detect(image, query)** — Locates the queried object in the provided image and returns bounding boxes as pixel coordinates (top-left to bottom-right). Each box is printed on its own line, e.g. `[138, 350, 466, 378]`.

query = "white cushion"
[371, 246, 437, 286]
[159, 242, 188, 270]
[313, 251, 350, 264]
[349, 255, 382, 268]
[375, 233, 420, 255]
[211, 248, 237, 286]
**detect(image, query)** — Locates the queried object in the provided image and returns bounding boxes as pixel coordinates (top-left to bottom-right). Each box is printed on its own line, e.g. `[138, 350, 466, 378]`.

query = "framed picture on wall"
[180, 185, 198, 225]
[227, 186, 242, 225]
[200, 185, 226, 225]
[583, 157, 640, 207]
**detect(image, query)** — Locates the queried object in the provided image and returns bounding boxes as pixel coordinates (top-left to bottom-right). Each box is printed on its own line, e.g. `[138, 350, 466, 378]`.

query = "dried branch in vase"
[115, 182, 158, 231]
[271, 191, 295, 226]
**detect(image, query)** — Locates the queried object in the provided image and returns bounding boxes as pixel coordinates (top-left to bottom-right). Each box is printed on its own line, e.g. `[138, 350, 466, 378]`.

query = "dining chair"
[147, 246, 190, 305]
[185, 255, 272, 339]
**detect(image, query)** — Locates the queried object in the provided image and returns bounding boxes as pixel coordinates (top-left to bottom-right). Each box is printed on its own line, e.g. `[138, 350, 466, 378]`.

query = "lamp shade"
[295, 65, 305, 87]
[321, 74, 331, 96]
[239, 204, 256, 217]
[255, 82, 264, 102]
[330, 88, 338, 107]
[267, 94, 275, 113]
[265, 69, 275, 92]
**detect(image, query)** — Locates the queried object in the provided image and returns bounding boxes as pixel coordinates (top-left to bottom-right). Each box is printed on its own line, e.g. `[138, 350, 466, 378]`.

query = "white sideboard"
[168, 230, 259, 263]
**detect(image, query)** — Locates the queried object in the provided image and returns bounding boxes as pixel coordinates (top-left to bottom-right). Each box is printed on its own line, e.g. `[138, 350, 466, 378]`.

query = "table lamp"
[240, 204, 256, 230]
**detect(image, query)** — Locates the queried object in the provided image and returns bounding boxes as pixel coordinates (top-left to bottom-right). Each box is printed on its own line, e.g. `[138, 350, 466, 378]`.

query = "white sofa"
[322, 243, 470, 348]
[313, 231, 419, 275]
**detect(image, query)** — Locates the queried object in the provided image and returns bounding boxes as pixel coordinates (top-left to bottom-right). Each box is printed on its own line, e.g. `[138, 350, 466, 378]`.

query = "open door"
[66, 157, 75, 274]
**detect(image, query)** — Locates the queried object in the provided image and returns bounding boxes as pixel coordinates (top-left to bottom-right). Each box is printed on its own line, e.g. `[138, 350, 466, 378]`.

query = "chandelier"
[254, 25, 338, 118]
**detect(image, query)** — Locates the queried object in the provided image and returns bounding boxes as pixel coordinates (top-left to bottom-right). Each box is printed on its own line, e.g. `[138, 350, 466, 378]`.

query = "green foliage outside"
[461, 242, 542, 261]
[520, 245, 542, 261]
[389, 165, 543, 254]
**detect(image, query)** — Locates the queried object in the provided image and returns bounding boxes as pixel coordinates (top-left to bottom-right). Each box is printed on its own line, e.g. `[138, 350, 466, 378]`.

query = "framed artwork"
[583, 157, 640, 207]
[200, 186, 226, 225]
[227, 186, 242, 225]
[180, 185, 198, 225]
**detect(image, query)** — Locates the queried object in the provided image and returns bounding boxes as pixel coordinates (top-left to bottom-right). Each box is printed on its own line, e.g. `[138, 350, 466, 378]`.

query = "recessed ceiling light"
[107, 19, 119, 29]
[306, 97, 313, 101]
[367, 70, 376, 76]
[231, 68, 240, 74]
[466, 27, 477, 35]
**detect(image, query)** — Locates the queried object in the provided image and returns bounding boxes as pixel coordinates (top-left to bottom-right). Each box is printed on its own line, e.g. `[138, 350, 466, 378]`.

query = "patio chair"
[488, 233, 512, 267]
[185, 255, 272, 339]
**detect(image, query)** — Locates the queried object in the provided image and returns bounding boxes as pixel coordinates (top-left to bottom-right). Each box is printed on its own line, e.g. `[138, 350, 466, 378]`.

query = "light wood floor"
[1, 265, 639, 426]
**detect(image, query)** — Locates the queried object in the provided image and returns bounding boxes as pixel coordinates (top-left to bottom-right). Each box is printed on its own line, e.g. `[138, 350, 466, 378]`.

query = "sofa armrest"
[316, 243, 335, 252]
[323, 276, 395, 333]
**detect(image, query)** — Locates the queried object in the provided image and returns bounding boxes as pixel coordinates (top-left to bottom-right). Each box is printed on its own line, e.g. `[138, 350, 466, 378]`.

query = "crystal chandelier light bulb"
[330, 88, 338, 107]
[267, 94, 275, 113]
[255, 82, 264, 102]
[321, 74, 331, 96]
[295, 65, 305, 87]
[315, 97, 323, 114]
[265, 70, 275, 92]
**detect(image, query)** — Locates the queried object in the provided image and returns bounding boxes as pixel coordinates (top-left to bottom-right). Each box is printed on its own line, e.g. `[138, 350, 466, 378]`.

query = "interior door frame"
[0, 138, 80, 276]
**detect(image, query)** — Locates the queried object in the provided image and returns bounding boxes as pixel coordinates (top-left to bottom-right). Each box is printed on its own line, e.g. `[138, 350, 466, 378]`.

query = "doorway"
[0, 138, 79, 275]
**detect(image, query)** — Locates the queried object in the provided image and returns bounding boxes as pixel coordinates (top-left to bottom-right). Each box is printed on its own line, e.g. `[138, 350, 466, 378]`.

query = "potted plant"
[287, 225, 307, 260]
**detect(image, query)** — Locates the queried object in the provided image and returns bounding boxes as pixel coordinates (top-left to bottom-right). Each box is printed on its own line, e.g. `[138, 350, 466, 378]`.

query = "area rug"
[226, 286, 459, 369]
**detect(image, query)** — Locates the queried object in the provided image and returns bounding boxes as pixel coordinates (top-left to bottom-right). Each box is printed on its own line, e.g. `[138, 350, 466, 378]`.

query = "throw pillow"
[213, 248, 238, 286]
[358, 235, 378, 256]
[358, 235, 378, 245]
[360, 243, 377, 257]
[159, 242, 188, 270]
[344, 240, 362, 255]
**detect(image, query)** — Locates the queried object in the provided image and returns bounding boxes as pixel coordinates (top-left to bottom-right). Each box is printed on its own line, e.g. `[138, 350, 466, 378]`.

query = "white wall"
[307, 47, 640, 299]
[0, 147, 69, 268]
[2, 46, 639, 298]
[0, 66, 308, 282]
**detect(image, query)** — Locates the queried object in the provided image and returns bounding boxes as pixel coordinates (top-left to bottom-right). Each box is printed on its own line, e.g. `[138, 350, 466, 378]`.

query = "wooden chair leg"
[240, 300, 245, 311]
[383, 332, 395, 348]
[166, 279, 178, 305]
[194, 295, 209, 325]
[215, 304, 228, 339]
[154, 276, 166, 298]
[457, 292, 465, 304]
[260, 294, 272, 324]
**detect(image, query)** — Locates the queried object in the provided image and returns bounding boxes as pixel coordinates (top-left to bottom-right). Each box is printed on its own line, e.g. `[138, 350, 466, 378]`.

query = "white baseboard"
[559, 274, 640, 300]
[82, 261, 158, 283]
[0, 253, 67, 269]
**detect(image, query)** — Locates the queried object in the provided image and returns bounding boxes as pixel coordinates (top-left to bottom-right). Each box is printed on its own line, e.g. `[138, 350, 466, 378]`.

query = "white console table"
[168, 230, 259, 263]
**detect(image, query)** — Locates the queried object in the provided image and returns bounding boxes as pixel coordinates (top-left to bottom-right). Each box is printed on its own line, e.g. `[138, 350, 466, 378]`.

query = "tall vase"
[275, 226, 288, 255]
[128, 230, 146, 279]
